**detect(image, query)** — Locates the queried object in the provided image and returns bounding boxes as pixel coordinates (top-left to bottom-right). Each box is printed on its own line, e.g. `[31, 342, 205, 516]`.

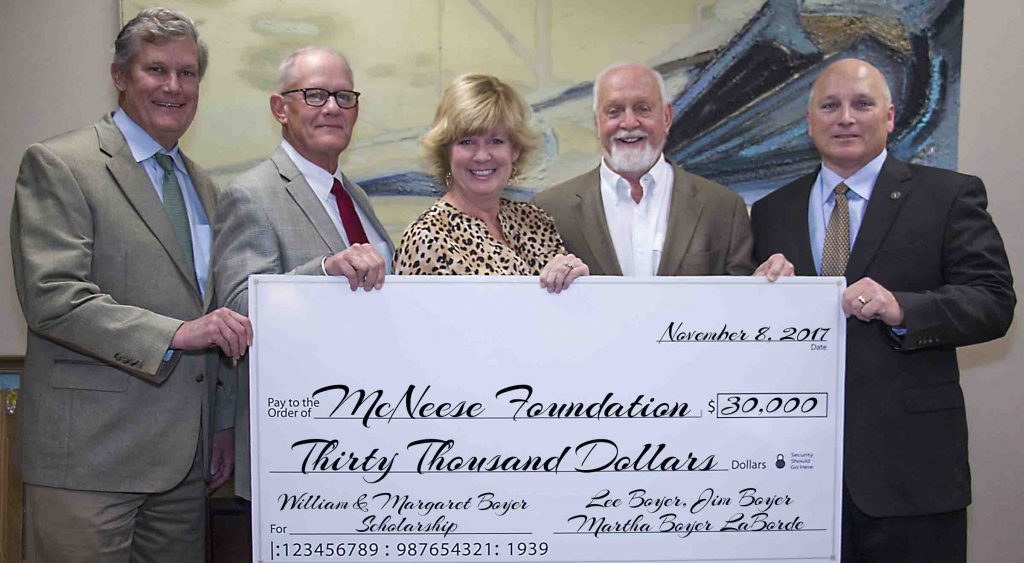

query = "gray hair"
[114, 7, 208, 78]
[592, 62, 670, 112]
[277, 46, 352, 92]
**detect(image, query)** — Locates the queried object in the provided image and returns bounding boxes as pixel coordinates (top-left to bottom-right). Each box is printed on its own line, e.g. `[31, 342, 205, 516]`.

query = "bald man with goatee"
[751, 58, 1015, 562]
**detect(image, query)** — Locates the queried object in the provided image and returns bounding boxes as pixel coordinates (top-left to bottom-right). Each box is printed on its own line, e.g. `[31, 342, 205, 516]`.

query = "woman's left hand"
[540, 254, 590, 294]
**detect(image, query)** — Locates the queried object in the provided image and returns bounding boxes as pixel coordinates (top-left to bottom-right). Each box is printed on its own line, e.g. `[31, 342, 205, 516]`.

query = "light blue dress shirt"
[808, 149, 888, 274]
[112, 108, 211, 298]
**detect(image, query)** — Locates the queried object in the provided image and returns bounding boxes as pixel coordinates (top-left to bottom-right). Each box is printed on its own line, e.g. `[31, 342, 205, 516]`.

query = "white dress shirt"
[280, 140, 393, 273]
[599, 154, 674, 276]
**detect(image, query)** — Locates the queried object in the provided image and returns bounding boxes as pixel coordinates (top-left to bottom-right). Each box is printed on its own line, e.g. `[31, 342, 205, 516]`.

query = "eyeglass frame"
[280, 87, 361, 109]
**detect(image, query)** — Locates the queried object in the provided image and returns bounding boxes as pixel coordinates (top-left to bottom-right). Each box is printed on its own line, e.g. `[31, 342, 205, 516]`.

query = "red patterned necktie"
[330, 178, 369, 245]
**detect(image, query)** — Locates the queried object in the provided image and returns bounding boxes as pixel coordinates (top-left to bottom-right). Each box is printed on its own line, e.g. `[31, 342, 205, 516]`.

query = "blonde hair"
[421, 74, 540, 187]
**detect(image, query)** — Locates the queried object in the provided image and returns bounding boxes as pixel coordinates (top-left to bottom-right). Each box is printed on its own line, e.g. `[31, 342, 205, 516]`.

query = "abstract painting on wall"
[123, 0, 963, 239]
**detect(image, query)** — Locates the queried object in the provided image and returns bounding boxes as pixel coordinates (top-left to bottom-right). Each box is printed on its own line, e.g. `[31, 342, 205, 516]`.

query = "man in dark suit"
[9, 8, 252, 562]
[213, 46, 392, 501]
[750, 58, 1015, 562]
[535, 63, 787, 277]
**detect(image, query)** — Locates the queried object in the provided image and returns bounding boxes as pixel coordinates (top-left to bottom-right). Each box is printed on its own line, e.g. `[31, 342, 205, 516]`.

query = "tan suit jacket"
[10, 114, 231, 493]
[213, 145, 393, 498]
[534, 163, 754, 275]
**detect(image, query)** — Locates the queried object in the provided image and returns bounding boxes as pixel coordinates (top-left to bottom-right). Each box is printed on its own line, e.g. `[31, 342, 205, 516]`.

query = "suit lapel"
[98, 116, 201, 301]
[845, 157, 913, 281]
[182, 152, 217, 309]
[572, 169, 622, 276]
[183, 154, 217, 221]
[656, 167, 703, 276]
[271, 147, 346, 252]
[782, 173, 817, 276]
[342, 172, 395, 255]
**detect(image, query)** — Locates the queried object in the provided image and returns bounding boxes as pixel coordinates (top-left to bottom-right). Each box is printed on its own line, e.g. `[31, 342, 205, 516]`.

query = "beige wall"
[0, 0, 118, 354]
[959, 2, 1024, 560]
[1, 1, 1020, 560]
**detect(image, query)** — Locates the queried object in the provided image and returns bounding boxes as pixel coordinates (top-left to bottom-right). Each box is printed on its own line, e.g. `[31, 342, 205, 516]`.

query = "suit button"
[195, 373, 205, 383]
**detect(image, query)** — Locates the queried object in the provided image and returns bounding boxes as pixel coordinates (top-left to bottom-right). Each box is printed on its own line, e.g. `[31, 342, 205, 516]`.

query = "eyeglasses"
[280, 87, 361, 109]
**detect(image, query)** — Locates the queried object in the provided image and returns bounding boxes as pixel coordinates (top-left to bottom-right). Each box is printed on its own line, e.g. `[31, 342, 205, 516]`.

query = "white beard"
[606, 138, 661, 175]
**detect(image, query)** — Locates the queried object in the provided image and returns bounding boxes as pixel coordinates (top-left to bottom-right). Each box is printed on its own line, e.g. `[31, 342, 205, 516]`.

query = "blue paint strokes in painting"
[360, 0, 962, 206]
[664, 0, 962, 202]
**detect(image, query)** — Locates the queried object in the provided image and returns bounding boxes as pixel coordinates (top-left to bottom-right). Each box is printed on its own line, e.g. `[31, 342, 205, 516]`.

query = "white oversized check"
[249, 276, 845, 563]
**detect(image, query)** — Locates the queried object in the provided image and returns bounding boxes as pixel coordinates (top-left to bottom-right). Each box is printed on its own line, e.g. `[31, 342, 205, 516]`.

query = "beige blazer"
[533, 163, 755, 276]
[10, 114, 230, 493]
[212, 144, 393, 498]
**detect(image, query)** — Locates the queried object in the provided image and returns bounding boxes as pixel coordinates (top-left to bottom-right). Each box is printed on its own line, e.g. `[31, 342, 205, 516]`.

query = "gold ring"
[857, 295, 869, 306]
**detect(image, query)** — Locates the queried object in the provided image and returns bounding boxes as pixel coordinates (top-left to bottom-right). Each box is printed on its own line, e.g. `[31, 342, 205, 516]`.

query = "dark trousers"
[841, 486, 966, 563]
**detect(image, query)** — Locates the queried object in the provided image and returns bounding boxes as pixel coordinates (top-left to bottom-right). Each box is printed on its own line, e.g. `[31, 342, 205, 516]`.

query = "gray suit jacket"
[534, 164, 754, 276]
[213, 144, 393, 498]
[10, 114, 230, 493]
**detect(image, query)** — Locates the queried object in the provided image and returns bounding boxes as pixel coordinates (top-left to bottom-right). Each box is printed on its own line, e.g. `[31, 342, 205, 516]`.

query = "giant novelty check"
[249, 276, 845, 563]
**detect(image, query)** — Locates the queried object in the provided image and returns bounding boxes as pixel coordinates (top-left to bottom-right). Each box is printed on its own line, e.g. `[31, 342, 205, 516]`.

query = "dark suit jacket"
[750, 156, 1015, 517]
[534, 164, 754, 276]
[10, 114, 230, 493]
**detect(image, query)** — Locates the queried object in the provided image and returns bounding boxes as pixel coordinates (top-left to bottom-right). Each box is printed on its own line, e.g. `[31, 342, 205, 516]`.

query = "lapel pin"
[890, 191, 902, 200]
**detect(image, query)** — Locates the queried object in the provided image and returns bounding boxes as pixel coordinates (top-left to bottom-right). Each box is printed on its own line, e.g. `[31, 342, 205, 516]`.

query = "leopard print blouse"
[395, 199, 567, 275]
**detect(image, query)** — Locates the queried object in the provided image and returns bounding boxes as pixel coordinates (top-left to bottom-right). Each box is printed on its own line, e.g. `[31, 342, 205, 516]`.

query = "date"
[658, 322, 830, 344]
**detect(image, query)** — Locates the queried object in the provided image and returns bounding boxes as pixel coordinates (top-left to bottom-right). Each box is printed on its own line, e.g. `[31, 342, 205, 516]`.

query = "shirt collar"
[112, 107, 184, 170]
[280, 139, 343, 201]
[818, 148, 887, 203]
[599, 153, 671, 205]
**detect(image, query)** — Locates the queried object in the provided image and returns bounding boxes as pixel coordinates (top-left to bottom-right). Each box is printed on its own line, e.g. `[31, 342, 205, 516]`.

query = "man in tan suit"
[9, 8, 251, 562]
[213, 47, 392, 501]
[536, 63, 787, 277]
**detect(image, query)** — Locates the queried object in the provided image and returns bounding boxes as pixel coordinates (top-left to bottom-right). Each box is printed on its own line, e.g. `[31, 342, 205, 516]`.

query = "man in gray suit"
[535, 63, 789, 278]
[213, 46, 393, 500]
[9, 8, 251, 562]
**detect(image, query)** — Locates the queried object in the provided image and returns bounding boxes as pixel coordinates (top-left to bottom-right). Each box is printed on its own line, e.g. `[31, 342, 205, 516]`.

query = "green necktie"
[154, 153, 195, 269]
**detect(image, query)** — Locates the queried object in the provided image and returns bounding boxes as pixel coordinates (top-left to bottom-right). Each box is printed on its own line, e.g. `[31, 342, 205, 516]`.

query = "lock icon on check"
[775, 454, 786, 469]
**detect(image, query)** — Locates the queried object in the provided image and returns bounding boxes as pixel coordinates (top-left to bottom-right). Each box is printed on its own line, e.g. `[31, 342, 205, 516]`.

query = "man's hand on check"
[753, 253, 795, 282]
[325, 244, 386, 291]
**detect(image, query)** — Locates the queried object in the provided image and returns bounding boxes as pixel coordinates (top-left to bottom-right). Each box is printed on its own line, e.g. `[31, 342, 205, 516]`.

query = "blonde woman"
[395, 74, 588, 292]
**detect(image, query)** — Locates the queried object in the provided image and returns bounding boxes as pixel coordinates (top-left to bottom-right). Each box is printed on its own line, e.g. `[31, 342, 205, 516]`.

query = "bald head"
[809, 58, 891, 110]
[593, 63, 669, 112]
[806, 58, 895, 178]
[277, 46, 352, 92]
